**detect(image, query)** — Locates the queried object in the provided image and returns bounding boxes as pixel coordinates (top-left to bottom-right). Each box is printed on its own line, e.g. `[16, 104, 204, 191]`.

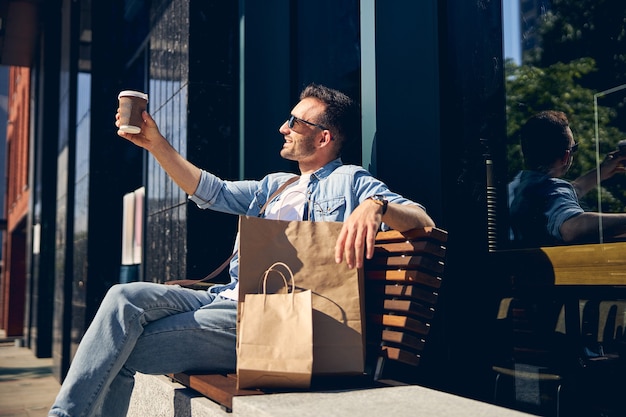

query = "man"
[508, 110, 626, 247]
[48, 84, 435, 417]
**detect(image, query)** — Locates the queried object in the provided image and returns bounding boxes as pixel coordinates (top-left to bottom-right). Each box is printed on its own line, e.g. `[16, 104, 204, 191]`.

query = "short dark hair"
[520, 110, 572, 171]
[299, 83, 359, 151]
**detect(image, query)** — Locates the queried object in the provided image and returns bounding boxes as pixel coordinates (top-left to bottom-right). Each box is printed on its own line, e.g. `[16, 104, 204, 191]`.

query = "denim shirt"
[508, 170, 583, 247]
[188, 158, 424, 295]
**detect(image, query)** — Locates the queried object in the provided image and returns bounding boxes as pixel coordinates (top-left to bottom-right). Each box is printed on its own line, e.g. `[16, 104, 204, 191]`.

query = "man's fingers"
[364, 224, 378, 260]
[352, 228, 366, 269]
[335, 228, 347, 264]
[343, 229, 357, 269]
[142, 110, 157, 127]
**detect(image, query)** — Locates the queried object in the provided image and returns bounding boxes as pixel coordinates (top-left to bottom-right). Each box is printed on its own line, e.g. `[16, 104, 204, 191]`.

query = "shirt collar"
[310, 158, 343, 182]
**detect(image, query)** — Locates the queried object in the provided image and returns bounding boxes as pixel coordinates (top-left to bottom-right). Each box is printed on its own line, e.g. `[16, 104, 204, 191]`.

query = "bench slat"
[366, 270, 443, 287]
[368, 255, 445, 273]
[169, 373, 264, 412]
[374, 240, 446, 257]
[382, 329, 425, 350]
[384, 284, 439, 304]
[381, 346, 421, 367]
[383, 299, 435, 319]
[380, 314, 431, 335]
[374, 227, 448, 243]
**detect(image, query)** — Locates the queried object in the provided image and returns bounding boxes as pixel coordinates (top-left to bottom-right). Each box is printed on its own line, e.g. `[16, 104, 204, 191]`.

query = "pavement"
[0, 333, 60, 417]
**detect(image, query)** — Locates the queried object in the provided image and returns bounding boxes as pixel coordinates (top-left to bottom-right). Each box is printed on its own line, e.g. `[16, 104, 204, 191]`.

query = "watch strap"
[368, 195, 388, 215]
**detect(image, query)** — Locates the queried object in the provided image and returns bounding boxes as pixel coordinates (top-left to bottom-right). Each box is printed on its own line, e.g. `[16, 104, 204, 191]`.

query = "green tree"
[528, 0, 626, 131]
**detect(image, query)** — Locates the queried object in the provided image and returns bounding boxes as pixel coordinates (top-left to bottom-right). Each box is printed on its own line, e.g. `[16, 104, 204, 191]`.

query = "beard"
[280, 134, 317, 161]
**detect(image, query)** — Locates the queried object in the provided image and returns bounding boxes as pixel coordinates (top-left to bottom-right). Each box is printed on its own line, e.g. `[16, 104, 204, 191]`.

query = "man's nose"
[278, 120, 290, 134]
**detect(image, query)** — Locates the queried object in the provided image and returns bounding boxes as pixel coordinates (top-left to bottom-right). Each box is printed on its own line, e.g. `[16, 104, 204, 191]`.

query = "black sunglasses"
[288, 114, 328, 131]
[568, 143, 579, 153]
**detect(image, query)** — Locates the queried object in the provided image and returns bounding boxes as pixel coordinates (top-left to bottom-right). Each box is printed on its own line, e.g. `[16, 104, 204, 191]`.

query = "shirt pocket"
[311, 197, 346, 221]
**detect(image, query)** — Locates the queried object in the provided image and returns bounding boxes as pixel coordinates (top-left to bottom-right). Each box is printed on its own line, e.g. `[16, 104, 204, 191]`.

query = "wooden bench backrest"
[364, 227, 448, 380]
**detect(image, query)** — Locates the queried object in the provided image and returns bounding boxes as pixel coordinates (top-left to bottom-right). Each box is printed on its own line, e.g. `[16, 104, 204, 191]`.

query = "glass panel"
[503, 0, 626, 248]
[145, 0, 188, 281]
[498, 3, 626, 415]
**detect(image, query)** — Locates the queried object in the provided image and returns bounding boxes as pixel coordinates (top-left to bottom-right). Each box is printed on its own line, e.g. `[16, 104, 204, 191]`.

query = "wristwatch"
[368, 194, 388, 215]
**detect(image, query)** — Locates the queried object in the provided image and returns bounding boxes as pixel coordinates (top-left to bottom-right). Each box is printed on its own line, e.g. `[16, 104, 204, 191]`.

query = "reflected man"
[509, 110, 626, 247]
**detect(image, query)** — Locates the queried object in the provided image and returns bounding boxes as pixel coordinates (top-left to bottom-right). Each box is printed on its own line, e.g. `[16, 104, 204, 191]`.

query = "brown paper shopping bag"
[236, 262, 313, 389]
[238, 216, 365, 376]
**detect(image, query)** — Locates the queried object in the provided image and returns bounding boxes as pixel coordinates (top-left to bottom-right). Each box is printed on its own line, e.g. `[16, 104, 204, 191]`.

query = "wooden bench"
[169, 226, 448, 412]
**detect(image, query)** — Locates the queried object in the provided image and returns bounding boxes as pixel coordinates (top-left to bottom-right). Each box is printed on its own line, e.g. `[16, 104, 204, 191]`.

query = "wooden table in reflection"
[494, 241, 626, 286]
[536, 242, 626, 286]
[492, 241, 626, 349]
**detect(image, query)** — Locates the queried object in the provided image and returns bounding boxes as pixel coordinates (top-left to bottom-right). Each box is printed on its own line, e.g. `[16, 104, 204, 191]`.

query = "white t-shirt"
[218, 174, 309, 301]
[263, 174, 310, 221]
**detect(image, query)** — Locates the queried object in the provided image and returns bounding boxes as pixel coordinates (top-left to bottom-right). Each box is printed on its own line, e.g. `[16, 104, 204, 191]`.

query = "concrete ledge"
[129, 374, 536, 417]
[233, 385, 536, 417]
[127, 373, 231, 417]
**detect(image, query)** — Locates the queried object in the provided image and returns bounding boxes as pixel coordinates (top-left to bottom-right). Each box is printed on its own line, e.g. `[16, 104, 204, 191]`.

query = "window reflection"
[496, 2, 626, 415]
[504, 0, 626, 248]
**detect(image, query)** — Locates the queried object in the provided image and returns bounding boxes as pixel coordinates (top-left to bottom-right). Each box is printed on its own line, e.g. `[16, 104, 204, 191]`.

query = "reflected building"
[520, 0, 551, 62]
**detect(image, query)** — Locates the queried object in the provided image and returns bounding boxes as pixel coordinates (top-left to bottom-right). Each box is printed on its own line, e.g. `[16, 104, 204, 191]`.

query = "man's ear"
[319, 130, 333, 146]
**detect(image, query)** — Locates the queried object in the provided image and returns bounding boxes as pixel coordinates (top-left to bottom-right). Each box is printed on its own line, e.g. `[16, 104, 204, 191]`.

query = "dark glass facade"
[15, 0, 509, 407]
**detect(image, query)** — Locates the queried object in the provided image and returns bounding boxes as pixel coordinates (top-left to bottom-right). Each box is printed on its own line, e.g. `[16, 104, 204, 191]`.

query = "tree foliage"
[529, 0, 626, 130]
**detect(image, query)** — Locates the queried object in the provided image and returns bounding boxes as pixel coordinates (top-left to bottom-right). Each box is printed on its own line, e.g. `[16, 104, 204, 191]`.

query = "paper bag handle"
[260, 262, 296, 300]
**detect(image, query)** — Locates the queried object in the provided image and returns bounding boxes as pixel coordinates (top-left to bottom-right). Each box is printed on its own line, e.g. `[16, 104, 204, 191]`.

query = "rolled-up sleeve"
[188, 170, 260, 215]
[546, 183, 584, 241]
[188, 170, 224, 207]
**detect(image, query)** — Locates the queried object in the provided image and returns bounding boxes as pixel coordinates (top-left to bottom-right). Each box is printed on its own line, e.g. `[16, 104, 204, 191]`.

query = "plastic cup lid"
[118, 90, 149, 102]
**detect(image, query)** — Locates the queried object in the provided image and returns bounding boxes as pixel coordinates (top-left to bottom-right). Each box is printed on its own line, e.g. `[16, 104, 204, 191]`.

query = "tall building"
[1, 66, 29, 338]
[520, 0, 552, 61]
[0, 66, 9, 334]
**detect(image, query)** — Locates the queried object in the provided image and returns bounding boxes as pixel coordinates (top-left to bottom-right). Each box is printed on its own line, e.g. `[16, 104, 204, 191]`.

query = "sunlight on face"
[279, 98, 326, 162]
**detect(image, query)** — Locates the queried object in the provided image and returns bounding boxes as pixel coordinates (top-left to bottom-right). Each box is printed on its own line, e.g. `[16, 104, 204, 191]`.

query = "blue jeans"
[48, 282, 238, 417]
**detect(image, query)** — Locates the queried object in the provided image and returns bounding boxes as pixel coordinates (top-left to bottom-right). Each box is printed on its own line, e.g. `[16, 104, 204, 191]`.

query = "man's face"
[278, 97, 326, 162]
